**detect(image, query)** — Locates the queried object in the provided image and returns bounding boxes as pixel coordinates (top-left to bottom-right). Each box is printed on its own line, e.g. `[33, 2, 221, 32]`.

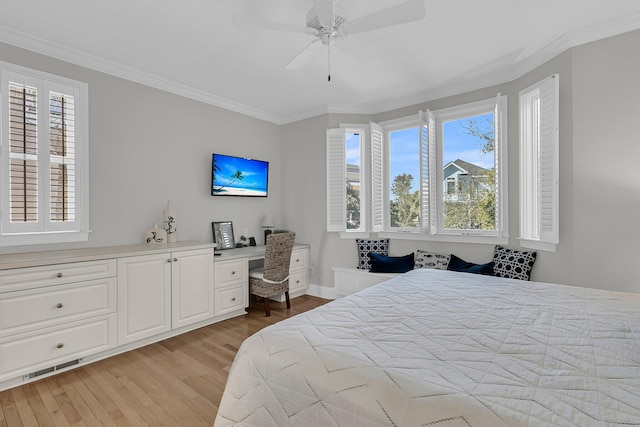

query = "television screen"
[211, 153, 269, 197]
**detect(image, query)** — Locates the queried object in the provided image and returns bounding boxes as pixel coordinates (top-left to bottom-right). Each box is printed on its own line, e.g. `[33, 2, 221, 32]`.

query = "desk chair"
[249, 232, 296, 316]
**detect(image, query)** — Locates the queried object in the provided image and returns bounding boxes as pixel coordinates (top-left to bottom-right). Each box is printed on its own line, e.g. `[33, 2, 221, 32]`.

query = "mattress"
[214, 268, 640, 426]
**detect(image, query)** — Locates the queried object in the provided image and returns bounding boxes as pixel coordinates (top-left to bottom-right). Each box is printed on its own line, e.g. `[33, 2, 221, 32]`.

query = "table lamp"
[260, 214, 275, 244]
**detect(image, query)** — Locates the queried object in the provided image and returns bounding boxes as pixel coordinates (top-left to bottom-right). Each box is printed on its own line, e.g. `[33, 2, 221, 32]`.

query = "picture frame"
[212, 221, 235, 250]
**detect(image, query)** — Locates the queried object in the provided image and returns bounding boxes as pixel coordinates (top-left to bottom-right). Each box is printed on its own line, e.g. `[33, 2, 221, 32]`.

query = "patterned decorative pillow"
[414, 250, 451, 270]
[356, 239, 389, 270]
[492, 245, 537, 280]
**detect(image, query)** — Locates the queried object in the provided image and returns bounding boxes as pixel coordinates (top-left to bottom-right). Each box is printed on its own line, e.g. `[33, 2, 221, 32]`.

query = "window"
[388, 126, 420, 230]
[435, 97, 506, 239]
[0, 62, 89, 246]
[519, 74, 559, 251]
[327, 95, 508, 244]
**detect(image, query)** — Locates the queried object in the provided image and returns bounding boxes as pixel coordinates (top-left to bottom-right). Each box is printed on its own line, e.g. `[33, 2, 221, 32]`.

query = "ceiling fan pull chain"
[328, 42, 331, 82]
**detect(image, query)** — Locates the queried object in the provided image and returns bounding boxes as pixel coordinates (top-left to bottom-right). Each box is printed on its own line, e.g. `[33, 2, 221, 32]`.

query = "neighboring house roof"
[346, 163, 360, 185]
[444, 159, 490, 178]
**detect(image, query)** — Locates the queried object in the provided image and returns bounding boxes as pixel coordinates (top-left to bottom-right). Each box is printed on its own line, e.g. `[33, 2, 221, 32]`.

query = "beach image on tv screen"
[212, 154, 268, 196]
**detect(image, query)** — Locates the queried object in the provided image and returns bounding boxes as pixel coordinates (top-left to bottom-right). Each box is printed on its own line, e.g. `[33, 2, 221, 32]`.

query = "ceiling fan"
[232, 0, 427, 81]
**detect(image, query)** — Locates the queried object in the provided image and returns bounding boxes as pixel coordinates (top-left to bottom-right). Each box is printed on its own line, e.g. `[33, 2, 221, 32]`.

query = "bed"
[214, 268, 640, 426]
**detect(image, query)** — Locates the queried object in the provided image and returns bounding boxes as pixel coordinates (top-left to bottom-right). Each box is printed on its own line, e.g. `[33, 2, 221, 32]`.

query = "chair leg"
[285, 291, 291, 309]
[264, 297, 271, 317]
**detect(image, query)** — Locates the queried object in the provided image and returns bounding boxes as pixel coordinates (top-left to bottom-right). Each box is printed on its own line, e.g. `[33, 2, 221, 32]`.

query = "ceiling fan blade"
[311, 0, 335, 28]
[285, 38, 323, 70]
[348, 0, 426, 35]
[231, 14, 310, 34]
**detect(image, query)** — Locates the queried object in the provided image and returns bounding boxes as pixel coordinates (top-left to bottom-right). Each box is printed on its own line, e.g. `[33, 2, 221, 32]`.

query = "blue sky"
[346, 114, 494, 194]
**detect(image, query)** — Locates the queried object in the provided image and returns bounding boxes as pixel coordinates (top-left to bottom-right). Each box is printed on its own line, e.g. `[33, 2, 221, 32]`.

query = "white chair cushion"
[249, 267, 264, 279]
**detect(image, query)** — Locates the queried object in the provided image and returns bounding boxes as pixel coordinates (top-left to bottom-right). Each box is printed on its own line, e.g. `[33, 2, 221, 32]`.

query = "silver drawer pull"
[231, 271, 236, 275]
[296, 259, 300, 263]
[56, 303, 64, 309]
[56, 273, 63, 278]
[167, 259, 172, 263]
[56, 343, 64, 349]
[231, 297, 236, 302]
[173, 257, 178, 262]
[296, 280, 300, 284]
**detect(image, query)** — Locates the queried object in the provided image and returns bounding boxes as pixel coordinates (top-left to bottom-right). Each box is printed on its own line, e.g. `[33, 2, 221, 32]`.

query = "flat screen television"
[211, 153, 269, 197]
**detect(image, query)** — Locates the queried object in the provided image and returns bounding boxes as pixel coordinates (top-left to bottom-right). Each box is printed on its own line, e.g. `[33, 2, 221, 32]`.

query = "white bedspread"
[214, 269, 640, 426]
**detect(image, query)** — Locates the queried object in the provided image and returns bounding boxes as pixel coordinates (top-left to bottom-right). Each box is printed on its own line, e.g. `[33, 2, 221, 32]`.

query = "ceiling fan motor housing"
[306, 7, 347, 44]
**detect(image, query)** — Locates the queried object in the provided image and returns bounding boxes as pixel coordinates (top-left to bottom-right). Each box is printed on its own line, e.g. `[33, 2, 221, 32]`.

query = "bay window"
[327, 95, 508, 244]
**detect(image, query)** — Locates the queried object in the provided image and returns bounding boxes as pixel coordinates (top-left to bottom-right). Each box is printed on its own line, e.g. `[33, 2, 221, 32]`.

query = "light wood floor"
[0, 295, 330, 427]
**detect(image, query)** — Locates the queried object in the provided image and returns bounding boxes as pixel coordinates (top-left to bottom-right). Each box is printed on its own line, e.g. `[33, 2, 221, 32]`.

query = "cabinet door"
[171, 248, 214, 329]
[117, 253, 172, 345]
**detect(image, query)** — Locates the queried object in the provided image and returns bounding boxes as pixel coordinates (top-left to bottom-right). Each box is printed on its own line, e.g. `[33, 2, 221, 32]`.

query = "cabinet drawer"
[0, 278, 116, 338]
[0, 313, 117, 380]
[215, 284, 247, 316]
[290, 248, 309, 272]
[0, 259, 116, 293]
[289, 270, 309, 294]
[215, 259, 247, 288]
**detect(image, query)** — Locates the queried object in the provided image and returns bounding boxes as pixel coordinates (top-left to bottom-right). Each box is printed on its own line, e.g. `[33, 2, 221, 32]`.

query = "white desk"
[213, 243, 310, 305]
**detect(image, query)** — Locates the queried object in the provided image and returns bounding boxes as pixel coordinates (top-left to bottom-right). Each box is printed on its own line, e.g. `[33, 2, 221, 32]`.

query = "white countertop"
[0, 241, 215, 270]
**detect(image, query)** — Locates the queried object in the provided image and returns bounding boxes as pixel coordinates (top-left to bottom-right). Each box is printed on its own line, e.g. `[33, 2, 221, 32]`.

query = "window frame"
[0, 61, 90, 246]
[429, 96, 508, 242]
[380, 115, 423, 234]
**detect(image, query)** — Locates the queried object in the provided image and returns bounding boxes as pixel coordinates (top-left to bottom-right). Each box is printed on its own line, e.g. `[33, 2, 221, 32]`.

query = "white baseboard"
[306, 283, 338, 300]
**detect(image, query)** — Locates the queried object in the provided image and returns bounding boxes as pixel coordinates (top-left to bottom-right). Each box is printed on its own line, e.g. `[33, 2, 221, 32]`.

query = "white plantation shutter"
[48, 85, 77, 226]
[519, 74, 558, 251]
[370, 122, 384, 232]
[0, 63, 89, 245]
[538, 75, 559, 244]
[2, 76, 42, 232]
[326, 128, 346, 232]
[49, 92, 74, 222]
[493, 94, 508, 238]
[419, 110, 436, 233]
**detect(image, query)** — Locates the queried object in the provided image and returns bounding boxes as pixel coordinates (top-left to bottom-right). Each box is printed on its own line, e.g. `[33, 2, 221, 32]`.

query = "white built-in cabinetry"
[0, 241, 311, 391]
[0, 242, 230, 392]
[214, 258, 249, 316]
[288, 247, 310, 297]
[333, 267, 400, 297]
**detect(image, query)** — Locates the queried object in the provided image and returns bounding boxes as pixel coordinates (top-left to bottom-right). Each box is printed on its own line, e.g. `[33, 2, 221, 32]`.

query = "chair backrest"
[263, 232, 296, 282]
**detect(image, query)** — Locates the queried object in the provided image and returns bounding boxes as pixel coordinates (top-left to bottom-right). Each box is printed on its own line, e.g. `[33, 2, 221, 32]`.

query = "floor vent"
[24, 358, 82, 380]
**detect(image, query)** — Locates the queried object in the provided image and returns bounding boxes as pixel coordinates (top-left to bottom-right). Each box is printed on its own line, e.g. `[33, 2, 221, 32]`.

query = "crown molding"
[324, 14, 640, 119]
[0, 25, 282, 125]
[2, 14, 640, 126]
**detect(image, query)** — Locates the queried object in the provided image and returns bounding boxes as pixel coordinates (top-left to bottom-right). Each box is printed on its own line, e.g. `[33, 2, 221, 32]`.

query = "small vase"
[144, 222, 167, 245]
[163, 200, 177, 243]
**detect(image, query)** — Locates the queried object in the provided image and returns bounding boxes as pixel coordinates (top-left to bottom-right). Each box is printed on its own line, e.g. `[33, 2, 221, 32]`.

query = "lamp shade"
[260, 214, 274, 228]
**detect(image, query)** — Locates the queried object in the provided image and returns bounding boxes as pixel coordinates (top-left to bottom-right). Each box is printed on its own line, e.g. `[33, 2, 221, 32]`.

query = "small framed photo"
[212, 221, 235, 250]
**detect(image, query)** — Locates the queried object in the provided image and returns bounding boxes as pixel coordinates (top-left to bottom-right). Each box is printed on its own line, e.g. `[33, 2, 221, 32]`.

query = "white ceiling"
[1, 0, 640, 124]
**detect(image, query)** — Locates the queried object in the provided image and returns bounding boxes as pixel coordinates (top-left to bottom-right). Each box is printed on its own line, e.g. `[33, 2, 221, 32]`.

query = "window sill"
[518, 238, 557, 252]
[339, 231, 372, 239]
[378, 232, 508, 245]
[0, 230, 91, 247]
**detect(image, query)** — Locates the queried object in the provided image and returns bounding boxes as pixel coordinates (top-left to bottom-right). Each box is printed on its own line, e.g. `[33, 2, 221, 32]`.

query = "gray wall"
[282, 30, 640, 294]
[0, 42, 283, 254]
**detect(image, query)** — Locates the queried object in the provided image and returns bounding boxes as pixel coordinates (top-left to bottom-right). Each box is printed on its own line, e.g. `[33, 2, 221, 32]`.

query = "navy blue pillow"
[368, 252, 415, 273]
[447, 254, 494, 276]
